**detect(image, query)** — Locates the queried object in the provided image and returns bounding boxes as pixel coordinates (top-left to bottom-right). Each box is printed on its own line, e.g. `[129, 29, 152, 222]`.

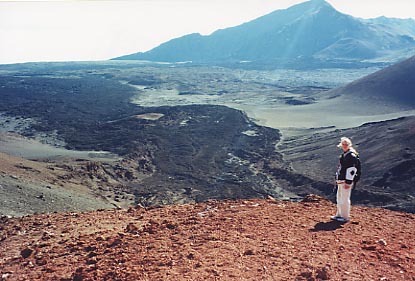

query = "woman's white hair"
[337, 137, 358, 153]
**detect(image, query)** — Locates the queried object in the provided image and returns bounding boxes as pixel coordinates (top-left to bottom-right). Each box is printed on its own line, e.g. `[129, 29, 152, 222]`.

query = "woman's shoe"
[336, 217, 349, 223]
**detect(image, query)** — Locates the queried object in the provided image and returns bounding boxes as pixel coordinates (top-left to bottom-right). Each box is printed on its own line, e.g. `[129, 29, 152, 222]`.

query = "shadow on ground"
[309, 221, 344, 232]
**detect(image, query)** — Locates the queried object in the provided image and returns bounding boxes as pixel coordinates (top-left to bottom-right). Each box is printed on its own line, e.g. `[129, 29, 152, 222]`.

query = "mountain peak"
[279, 0, 334, 13]
[311, 0, 329, 3]
[113, 0, 415, 67]
[309, 0, 329, 5]
[302, 0, 336, 12]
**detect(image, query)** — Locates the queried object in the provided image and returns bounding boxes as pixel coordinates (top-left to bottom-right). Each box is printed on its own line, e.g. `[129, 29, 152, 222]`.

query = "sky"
[1, 0, 415, 64]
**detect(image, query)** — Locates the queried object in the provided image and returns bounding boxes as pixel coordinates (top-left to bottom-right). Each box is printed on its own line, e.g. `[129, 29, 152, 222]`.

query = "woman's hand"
[344, 184, 352, 189]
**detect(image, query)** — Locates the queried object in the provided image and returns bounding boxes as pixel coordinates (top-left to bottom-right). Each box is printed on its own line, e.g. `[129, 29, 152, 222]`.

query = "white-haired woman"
[331, 137, 361, 222]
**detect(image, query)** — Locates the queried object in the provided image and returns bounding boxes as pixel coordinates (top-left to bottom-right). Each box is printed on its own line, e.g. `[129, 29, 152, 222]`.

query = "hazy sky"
[1, 0, 415, 64]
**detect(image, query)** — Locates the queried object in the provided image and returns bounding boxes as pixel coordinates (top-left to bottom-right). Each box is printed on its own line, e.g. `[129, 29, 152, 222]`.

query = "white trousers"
[336, 182, 352, 220]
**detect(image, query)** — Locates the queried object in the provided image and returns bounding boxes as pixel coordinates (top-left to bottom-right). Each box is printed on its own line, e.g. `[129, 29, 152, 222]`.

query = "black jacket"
[336, 150, 361, 184]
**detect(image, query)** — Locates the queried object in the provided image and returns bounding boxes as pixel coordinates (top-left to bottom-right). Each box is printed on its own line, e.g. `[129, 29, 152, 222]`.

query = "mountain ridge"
[113, 0, 415, 67]
[323, 55, 415, 108]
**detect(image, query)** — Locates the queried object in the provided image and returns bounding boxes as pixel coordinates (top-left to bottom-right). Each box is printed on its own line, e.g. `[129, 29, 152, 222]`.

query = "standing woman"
[331, 137, 361, 222]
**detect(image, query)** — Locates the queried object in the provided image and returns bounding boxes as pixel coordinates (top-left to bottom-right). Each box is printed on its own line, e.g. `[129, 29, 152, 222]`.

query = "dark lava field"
[0, 61, 413, 214]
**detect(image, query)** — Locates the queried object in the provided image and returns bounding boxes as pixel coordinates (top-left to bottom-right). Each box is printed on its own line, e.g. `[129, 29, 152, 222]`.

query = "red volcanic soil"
[1, 196, 414, 280]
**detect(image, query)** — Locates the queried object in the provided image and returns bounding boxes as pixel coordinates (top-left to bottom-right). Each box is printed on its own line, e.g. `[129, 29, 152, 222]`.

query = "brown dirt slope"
[0, 152, 140, 216]
[1, 196, 414, 280]
[324, 55, 415, 109]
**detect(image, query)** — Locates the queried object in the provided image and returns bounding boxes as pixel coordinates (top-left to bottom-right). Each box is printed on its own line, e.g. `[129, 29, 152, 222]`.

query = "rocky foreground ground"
[0, 195, 414, 281]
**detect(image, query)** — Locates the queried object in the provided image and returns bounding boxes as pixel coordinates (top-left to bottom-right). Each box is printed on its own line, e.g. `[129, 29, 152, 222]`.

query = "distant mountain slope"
[324, 55, 415, 107]
[113, 0, 415, 65]
[363, 16, 415, 38]
[279, 116, 415, 213]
